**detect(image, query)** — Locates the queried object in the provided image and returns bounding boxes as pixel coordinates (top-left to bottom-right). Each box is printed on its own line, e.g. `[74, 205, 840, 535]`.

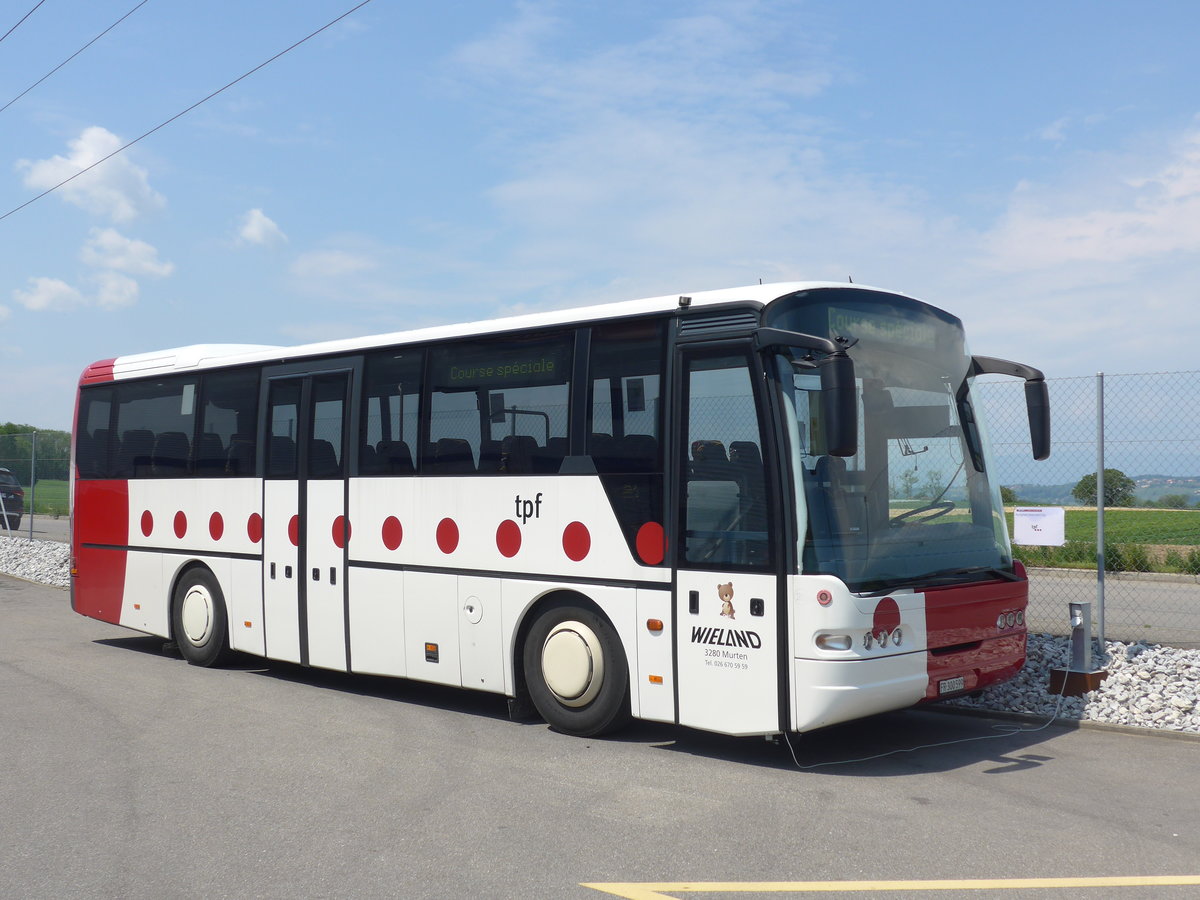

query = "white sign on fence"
[1013, 507, 1066, 546]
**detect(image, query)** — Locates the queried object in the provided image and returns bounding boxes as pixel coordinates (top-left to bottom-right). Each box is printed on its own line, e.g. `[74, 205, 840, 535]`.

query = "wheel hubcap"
[181, 585, 214, 646]
[541, 621, 604, 708]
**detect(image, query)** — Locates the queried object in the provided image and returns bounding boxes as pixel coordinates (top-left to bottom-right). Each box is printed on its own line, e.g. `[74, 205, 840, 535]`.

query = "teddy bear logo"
[717, 582, 735, 619]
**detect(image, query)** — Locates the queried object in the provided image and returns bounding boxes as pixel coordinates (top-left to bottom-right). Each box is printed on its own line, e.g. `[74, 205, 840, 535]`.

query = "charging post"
[1048, 601, 1108, 696]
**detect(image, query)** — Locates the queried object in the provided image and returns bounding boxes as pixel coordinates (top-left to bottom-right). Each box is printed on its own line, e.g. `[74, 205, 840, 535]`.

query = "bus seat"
[226, 434, 256, 476]
[117, 429, 154, 478]
[309, 439, 340, 478]
[434, 438, 475, 474]
[618, 433, 658, 473]
[376, 440, 414, 475]
[268, 435, 296, 477]
[500, 434, 536, 474]
[193, 433, 227, 475]
[153, 431, 192, 477]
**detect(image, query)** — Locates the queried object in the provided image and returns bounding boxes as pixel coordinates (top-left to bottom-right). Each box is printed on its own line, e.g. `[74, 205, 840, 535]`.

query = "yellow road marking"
[580, 876, 1200, 898]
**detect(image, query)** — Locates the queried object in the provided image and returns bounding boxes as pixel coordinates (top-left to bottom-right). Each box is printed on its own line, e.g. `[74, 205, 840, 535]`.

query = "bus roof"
[82, 281, 913, 383]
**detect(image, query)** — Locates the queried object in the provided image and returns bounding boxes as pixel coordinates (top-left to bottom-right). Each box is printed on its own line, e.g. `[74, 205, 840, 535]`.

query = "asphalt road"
[2, 575, 1199, 900]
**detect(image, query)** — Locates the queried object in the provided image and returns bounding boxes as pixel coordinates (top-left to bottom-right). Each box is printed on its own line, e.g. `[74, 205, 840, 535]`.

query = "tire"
[522, 601, 630, 737]
[4, 515, 20, 531]
[171, 567, 232, 667]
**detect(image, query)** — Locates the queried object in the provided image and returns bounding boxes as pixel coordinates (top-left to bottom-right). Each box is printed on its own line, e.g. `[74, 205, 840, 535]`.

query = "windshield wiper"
[854, 565, 1018, 596]
[921, 565, 1021, 585]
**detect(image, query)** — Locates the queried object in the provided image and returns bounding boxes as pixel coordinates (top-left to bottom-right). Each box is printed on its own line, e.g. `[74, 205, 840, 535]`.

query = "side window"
[196, 369, 259, 477]
[587, 319, 667, 564]
[308, 374, 347, 479]
[266, 381, 301, 479]
[360, 349, 422, 476]
[113, 377, 198, 478]
[77, 387, 115, 479]
[681, 351, 772, 569]
[426, 333, 572, 475]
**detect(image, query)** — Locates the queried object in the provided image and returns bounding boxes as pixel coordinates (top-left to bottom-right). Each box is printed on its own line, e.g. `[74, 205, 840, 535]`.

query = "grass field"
[25, 479, 68, 517]
[1007, 507, 1200, 546]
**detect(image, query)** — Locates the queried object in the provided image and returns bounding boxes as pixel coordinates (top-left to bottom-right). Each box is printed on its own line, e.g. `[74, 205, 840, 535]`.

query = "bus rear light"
[997, 613, 1007, 629]
[646, 618, 664, 633]
[1016, 611, 1025, 626]
[425, 642, 439, 662]
[891, 627, 903, 647]
[815, 634, 852, 651]
[816, 590, 833, 606]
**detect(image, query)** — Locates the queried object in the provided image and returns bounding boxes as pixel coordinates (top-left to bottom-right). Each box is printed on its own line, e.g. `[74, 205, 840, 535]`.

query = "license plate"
[938, 676, 966, 695]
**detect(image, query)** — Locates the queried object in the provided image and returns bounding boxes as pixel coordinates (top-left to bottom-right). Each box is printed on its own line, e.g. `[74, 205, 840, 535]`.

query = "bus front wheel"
[523, 602, 630, 737]
[171, 568, 232, 667]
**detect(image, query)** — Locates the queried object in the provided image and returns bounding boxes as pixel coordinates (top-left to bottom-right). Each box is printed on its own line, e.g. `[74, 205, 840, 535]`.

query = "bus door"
[262, 366, 353, 670]
[673, 345, 783, 735]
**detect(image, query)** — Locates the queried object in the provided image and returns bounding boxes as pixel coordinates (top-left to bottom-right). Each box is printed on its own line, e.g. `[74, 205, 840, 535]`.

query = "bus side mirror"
[1025, 379, 1051, 461]
[971, 355, 1051, 461]
[820, 351, 858, 457]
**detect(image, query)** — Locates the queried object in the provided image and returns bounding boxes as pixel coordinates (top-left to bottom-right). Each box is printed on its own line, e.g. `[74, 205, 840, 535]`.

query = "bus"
[71, 282, 1050, 738]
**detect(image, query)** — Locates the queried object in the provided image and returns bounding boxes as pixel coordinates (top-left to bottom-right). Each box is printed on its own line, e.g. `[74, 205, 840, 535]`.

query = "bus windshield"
[765, 288, 1013, 593]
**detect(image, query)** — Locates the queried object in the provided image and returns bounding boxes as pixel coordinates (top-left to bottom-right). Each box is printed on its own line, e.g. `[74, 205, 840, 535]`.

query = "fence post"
[28, 431, 37, 541]
[1095, 373, 1105, 647]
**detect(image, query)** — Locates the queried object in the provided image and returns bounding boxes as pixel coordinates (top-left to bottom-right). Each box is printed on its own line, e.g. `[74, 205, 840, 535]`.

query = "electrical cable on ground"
[1, 0, 154, 115]
[0, 0, 375, 224]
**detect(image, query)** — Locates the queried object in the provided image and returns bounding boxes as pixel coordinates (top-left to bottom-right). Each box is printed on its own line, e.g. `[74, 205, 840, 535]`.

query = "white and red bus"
[71, 282, 1049, 738]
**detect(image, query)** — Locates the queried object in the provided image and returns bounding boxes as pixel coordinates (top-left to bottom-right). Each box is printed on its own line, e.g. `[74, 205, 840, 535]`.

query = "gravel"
[1, 536, 69, 588]
[948, 633, 1200, 735]
[4, 536, 1197, 735]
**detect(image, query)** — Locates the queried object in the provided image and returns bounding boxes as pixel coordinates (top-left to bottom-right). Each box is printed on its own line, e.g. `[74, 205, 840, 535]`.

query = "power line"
[1, 0, 153, 115]
[1, 0, 47, 45]
[0, 0, 375, 224]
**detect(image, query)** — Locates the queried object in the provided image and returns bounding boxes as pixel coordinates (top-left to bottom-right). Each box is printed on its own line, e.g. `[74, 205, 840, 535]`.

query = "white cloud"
[238, 208, 288, 246]
[0, 304, 9, 322]
[90, 271, 140, 310]
[16, 126, 165, 223]
[12, 277, 85, 311]
[80, 228, 174, 277]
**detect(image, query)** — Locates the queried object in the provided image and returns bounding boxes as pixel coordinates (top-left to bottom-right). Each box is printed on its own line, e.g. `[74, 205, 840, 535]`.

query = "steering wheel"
[890, 500, 955, 526]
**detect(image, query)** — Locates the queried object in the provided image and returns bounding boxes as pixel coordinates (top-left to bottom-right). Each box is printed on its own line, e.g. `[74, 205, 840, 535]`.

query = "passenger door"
[262, 365, 354, 670]
[673, 346, 783, 735]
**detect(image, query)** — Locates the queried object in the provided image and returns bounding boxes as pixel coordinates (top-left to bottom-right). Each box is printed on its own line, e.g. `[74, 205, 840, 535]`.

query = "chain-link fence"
[976, 371, 1200, 647]
[0, 431, 71, 539]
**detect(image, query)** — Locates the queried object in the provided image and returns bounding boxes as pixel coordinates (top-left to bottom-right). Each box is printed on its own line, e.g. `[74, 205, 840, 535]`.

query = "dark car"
[0, 468, 23, 530]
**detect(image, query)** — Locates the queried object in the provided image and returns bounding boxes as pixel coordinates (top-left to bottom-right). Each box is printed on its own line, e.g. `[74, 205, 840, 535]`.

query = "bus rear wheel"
[523, 602, 630, 737]
[171, 568, 232, 667]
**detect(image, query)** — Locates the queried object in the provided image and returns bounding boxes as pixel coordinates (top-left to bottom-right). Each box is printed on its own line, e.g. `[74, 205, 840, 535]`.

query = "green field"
[25, 479, 69, 517]
[1007, 507, 1200, 547]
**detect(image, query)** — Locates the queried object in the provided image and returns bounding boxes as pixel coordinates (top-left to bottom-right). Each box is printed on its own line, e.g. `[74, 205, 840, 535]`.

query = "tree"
[1072, 469, 1136, 507]
[1000, 485, 1017, 505]
[1158, 493, 1190, 509]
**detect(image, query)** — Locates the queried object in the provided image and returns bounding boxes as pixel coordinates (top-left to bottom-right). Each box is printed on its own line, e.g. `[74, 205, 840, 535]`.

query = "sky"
[3, 0, 1200, 432]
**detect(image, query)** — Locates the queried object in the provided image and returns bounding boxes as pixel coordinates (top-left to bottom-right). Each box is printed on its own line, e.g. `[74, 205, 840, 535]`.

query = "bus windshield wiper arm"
[922, 566, 1021, 584]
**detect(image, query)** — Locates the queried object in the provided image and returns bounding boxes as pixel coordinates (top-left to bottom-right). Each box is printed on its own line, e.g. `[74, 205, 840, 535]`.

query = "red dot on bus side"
[436, 518, 459, 554]
[382, 516, 403, 551]
[209, 512, 224, 541]
[140, 510, 153, 537]
[247, 513, 263, 544]
[496, 519, 521, 558]
[173, 511, 188, 539]
[635, 521, 665, 565]
[873, 596, 901, 634]
[562, 521, 591, 562]
[332, 515, 351, 549]
[288, 515, 299, 547]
